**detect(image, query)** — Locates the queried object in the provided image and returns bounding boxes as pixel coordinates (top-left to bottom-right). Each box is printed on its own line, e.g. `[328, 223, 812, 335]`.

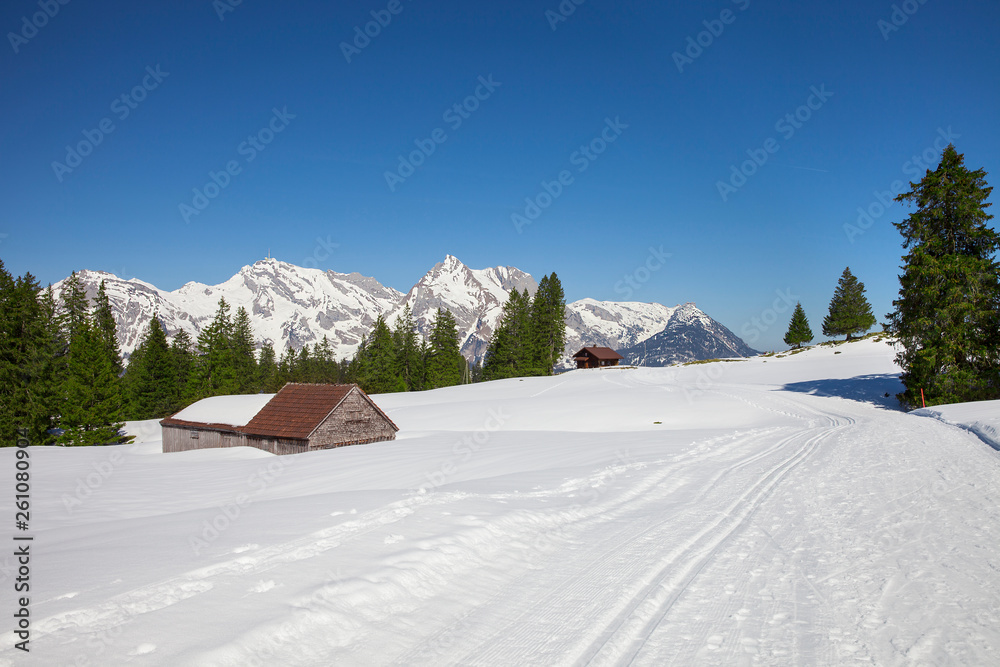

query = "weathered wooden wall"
[162, 426, 245, 453]
[309, 390, 396, 448]
[242, 437, 310, 456]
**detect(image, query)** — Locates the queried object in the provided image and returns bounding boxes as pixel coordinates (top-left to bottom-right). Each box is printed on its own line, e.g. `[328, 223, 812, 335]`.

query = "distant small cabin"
[573, 346, 624, 369]
[160, 383, 398, 456]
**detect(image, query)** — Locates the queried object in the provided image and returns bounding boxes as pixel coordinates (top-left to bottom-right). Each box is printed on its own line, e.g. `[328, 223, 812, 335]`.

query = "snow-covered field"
[3, 339, 1000, 665]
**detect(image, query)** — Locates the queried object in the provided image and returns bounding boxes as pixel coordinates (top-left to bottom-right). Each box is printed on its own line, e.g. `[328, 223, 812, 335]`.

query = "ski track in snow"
[2, 342, 1000, 666]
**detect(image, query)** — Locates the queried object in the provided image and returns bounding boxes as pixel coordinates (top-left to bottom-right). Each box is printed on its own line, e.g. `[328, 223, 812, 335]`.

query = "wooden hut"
[161, 383, 398, 455]
[572, 346, 624, 369]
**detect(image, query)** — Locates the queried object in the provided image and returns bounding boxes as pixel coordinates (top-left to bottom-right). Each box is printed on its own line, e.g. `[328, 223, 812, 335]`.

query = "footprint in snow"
[706, 635, 724, 650]
[249, 580, 276, 594]
[384, 534, 404, 545]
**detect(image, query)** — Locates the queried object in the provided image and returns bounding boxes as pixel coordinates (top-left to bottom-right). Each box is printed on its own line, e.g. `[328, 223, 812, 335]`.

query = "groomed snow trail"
[2, 341, 999, 666]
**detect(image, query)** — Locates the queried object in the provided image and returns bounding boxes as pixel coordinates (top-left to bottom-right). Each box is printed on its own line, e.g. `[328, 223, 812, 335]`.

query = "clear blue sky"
[2, 0, 998, 351]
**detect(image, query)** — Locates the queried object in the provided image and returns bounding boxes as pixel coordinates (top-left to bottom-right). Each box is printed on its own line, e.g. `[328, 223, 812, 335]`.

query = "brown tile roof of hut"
[241, 383, 398, 440]
[572, 346, 624, 369]
[576, 347, 623, 360]
[160, 383, 399, 455]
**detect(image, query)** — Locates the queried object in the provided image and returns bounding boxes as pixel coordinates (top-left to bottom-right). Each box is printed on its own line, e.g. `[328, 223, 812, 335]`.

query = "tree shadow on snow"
[780, 373, 905, 411]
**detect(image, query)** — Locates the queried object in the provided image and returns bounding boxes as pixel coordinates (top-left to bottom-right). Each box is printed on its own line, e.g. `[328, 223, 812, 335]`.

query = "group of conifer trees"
[783, 144, 999, 407]
[482, 273, 566, 380]
[122, 296, 356, 420]
[0, 268, 128, 446]
[783, 267, 877, 349]
[349, 305, 473, 394]
[0, 266, 482, 445]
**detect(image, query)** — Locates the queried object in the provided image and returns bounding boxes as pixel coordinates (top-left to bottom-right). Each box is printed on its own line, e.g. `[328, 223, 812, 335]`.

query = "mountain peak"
[53, 258, 754, 369]
[437, 254, 467, 271]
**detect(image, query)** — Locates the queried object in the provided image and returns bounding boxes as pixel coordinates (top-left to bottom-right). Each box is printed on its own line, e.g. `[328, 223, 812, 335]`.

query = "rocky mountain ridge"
[53, 256, 756, 367]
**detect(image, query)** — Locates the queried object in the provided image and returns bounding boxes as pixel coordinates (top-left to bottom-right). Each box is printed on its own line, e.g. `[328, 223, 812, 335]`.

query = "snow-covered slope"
[913, 399, 1000, 450]
[5, 339, 1000, 665]
[52, 257, 756, 366]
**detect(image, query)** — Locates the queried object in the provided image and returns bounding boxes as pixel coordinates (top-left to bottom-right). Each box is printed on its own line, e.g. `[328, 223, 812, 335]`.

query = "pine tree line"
[482, 273, 566, 380]
[0, 267, 487, 446]
[0, 268, 127, 446]
[124, 297, 360, 419]
[349, 305, 474, 394]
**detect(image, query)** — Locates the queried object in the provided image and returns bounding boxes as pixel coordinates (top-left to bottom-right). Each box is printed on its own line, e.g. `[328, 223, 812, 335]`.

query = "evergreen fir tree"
[193, 298, 238, 398]
[124, 315, 178, 419]
[0, 267, 63, 445]
[359, 316, 405, 394]
[426, 308, 464, 389]
[297, 345, 314, 383]
[93, 280, 123, 375]
[58, 320, 127, 445]
[311, 337, 331, 383]
[59, 271, 90, 345]
[414, 339, 430, 390]
[277, 345, 299, 386]
[170, 329, 197, 406]
[0, 261, 15, 443]
[783, 303, 813, 349]
[256, 342, 279, 393]
[392, 305, 421, 391]
[887, 144, 1000, 406]
[822, 267, 876, 341]
[230, 306, 257, 392]
[529, 273, 567, 374]
[483, 289, 529, 381]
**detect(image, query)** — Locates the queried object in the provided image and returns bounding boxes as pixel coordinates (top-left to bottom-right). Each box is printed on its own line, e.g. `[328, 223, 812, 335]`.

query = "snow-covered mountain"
[616, 302, 758, 365]
[52, 259, 403, 361]
[52, 256, 756, 366]
[385, 255, 537, 361]
[562, 299, 679, 361]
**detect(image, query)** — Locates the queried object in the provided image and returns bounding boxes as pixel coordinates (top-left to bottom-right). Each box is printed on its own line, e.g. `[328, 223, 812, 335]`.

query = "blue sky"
[2, 0, 998, 352]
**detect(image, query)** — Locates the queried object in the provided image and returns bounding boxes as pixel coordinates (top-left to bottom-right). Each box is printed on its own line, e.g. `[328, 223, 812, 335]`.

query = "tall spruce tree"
[256, 343, 279, 392]
[529, 273, 567, 374]
[193, 298, 238, 398]
[0, 267, 63, 445]
[359, 315, 405, 394]
[277, 345, 299, 386]
[230, 306, 257, 392]
[124, 315, 178, 419]
[59, 271, 90, 345]
[483, 289, 535, 381]
[822, 267, 876, 341]
[392, 305, 422, 391]
[783, 303, 813, 349]
[426, 308, 464, 389]
[93, 281, 123, 375]
[297, 345, 315, 383]
[170, 329, 197, 406]
[314, 336, 338, 384]
[58, 319, 127, 445]
[887, 144, 1000, 406]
